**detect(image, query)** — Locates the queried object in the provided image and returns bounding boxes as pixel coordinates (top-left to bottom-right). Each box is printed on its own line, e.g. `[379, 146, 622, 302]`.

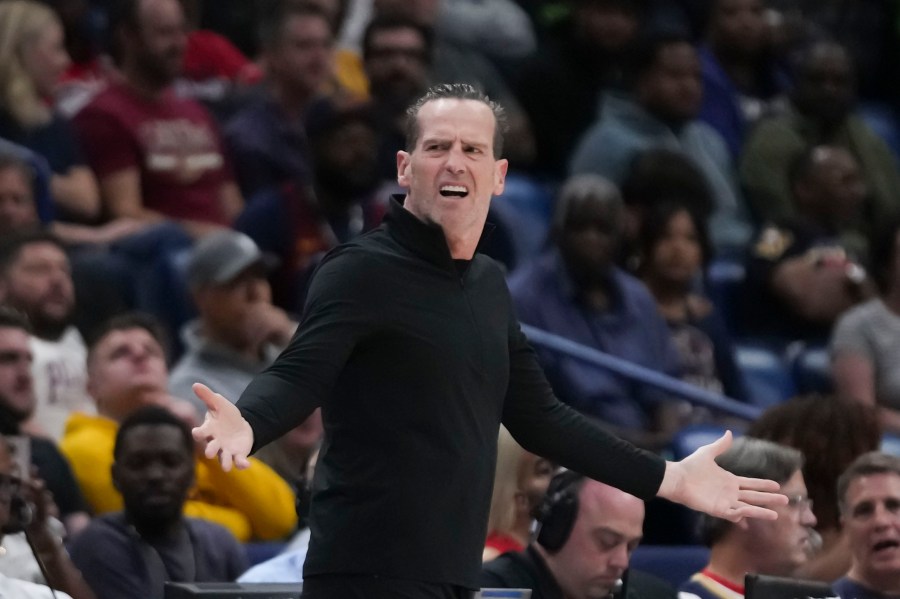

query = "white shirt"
[29, 327, 94, 440]
[0, 572, 72, 598]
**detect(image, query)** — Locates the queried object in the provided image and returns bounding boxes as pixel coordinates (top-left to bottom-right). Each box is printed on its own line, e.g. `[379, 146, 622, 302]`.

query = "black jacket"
[238, 198, 666, 588]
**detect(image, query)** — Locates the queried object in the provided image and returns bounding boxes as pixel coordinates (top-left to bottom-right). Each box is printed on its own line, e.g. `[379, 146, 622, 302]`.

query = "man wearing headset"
[481, 470, 675, 599]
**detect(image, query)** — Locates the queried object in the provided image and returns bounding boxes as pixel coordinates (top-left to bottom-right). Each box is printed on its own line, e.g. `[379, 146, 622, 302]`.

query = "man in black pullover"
[191, 83, 785, 599]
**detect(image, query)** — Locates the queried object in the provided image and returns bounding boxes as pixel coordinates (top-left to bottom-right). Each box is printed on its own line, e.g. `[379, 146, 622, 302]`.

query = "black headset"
[533, 469, 584, 552]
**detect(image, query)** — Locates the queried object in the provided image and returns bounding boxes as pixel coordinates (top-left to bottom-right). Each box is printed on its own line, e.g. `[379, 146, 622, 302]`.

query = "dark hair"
[625, 30, 695, 90]
[869, 216, 900, 294]
[0, 152, 34, 188]
[114, 405, 194, 460]
[362, 14, 433, 63]
[748, 395, 880, 531]
[621, 148, 714, 218]
[698, 437, 803, 546]
[790, 39, 853, 82]
[0, 230, 66, 275]
[0, 306, 30, 333]
[86, 312, 170, 365]
[638, 200, 713, 269]
[550, 174, 623, 242]
[837, 452, 900, 514]
[258, 1, 333, 51]
[405, 83, 508, 158]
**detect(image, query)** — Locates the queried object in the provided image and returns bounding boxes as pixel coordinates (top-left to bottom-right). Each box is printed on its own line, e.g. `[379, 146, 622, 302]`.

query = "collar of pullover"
[384, 194, 494, 272]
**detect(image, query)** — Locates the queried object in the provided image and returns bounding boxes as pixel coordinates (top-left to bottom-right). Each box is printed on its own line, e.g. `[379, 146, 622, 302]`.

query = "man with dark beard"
[508, 174, 681, 450]
[0, 232, 93, 440]
[69, 406, 247, 599]
[236, 99, 385, 311]
[362, 15, 432, 183]
[0, 307, 89, 537]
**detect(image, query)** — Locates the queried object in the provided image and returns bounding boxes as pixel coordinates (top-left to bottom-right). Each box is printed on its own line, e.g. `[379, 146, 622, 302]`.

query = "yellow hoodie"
[60, 412, 297, 542]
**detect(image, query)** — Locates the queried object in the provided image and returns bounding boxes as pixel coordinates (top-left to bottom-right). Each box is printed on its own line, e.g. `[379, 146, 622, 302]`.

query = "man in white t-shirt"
[0, 232, 94, 440]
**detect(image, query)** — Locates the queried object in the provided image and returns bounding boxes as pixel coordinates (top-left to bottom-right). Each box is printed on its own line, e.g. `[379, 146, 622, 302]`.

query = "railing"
[520, 324, 763, 421]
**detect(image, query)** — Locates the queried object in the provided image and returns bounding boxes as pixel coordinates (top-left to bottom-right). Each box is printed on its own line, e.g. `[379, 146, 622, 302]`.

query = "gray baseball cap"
[186, 230, 278, 288]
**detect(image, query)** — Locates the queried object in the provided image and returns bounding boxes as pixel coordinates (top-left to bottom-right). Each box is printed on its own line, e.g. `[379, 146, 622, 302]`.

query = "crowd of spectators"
[3, 0, 900, 596]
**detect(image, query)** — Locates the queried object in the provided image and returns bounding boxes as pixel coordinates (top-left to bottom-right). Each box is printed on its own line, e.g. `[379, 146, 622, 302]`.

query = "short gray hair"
[699, 437, 804, 546]
[837, 451, 900, 514]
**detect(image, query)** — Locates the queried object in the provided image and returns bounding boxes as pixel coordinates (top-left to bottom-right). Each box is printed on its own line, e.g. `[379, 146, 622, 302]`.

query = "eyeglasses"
[0, 473, 21, 501]
[786, 494, 814, 511]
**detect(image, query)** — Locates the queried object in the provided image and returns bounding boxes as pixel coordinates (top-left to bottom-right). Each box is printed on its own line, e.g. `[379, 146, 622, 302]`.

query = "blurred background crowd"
[4, 0, 900, 597]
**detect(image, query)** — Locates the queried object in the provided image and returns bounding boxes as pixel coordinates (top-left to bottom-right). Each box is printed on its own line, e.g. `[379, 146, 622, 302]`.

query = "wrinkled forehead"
[91, 327, 161, 362]
[415, 99, 496, 144]
[847, 472, 900, 505]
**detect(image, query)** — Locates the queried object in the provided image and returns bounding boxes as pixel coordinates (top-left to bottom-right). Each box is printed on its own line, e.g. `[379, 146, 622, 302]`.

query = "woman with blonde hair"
[483, 425, 554, 562]
[0, 0, 100, 221]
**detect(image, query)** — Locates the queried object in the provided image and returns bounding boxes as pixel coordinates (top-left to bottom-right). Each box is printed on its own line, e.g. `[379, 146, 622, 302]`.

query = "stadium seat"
[734, 344, 795, 408]
[705, 259, 746, 337]
[788, 343, 832, 394]
[630, 545, 710, 588]
[881, 433, 900, 457]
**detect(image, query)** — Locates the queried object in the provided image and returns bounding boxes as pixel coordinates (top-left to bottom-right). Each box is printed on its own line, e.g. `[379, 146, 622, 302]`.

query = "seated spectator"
[60, 312, 297, 542]
[483, 425, 554, 562]
[70, 406, 247, 599]
[0, 149, 144, 246]
[361, 15, 431, 185]
[0, 231, 94, 440]
[637, 202, 747, 402]
[508, 175, 681, 449]
[172, 0, 262, 112]
[0, 307, 90, 534]
[373, 0, 536, 167]
[0, 0, 100, 223]
[570, 32, 752, 249]
[832, 452, 900, 599]
[236, 98, 385, 310]
[0, 438, 95, 599]
[747, 395, 880, 582]
[513, 0, 644, 180]
[72, 0, 243, 239]
[481, 470, 676, 599]
[743, 145, 872, 344]
[224, 3, 334, 198]
[619, 148, 715, 269]
[679, 438, 818, 599]
[740, 41, 900, 235]
[697, 0, 788, 160]
[832, 217, 900, 433]
[169, 230, 297, 415]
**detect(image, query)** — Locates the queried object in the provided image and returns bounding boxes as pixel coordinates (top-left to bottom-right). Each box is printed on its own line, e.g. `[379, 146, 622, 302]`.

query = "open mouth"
[872, 539, 900, 554]
[439, 185, 469, 198]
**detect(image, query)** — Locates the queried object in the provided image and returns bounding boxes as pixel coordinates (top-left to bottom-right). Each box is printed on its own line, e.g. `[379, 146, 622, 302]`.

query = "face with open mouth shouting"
[844, 472, 900, 586]
[397, 98, 508, 258]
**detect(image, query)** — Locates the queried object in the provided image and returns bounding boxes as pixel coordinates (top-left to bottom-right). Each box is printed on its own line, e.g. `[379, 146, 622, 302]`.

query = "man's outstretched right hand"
[191, 383, 254, 471]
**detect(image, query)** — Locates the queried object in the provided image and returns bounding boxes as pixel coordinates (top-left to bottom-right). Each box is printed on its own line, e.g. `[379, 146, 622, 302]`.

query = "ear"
[397, 150, 412, 188]
[493, 158, 508, 197]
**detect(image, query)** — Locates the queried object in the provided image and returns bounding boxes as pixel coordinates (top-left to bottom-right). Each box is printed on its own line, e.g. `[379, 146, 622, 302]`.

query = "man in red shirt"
[73, 0, 242, 239]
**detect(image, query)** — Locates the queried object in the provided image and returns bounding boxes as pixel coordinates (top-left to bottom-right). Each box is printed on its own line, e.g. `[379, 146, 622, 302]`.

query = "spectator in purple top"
[509, 174, 681, 450]
[697, 0, 789, 160]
